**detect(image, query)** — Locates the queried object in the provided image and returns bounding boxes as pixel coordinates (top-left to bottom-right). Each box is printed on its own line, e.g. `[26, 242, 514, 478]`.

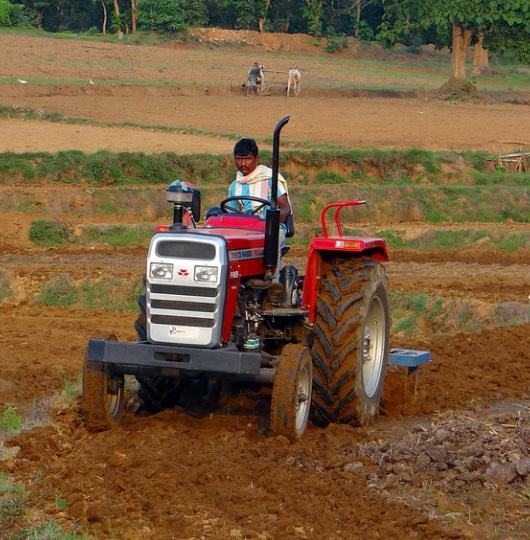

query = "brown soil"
[0, 31, 530, 540]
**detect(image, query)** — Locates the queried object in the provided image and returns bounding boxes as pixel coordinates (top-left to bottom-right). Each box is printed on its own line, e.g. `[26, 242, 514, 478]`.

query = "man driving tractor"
[228, 138, 292, 278]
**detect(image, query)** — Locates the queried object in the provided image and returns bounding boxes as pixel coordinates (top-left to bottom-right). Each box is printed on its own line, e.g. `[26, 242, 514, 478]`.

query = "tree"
[0, 0, 15, 26]
[472, 33, 488, 68]
[130, 0, 136, 33]
[486, 18, 530, 64]
[137, 0, 183, 32]
[112, 0, 120, 33]
[258, 0, 271, 32]
[379, 0, 530, 81]
[303, 0, 324, 36]
[352, 0, 373, 38]
[94, 0, 110, 33]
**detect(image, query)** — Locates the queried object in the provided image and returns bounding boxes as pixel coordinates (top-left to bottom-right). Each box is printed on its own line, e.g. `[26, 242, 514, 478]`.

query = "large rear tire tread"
[271, 344, 313, 442]
[310, 257, 389, 428]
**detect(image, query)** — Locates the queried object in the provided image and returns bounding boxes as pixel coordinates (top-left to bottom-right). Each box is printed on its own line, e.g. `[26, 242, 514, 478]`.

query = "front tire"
[311, 257, 389, 427]
[270, 344, 313, 441]
[81, 334, 125, 431]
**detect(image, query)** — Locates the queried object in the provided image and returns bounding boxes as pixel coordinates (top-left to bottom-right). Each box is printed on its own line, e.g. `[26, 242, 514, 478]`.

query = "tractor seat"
[284, 213, 295, 238]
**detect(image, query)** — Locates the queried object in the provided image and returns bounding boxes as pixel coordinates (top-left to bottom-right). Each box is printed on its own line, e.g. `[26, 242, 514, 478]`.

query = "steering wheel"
[220, 195, 272, 216]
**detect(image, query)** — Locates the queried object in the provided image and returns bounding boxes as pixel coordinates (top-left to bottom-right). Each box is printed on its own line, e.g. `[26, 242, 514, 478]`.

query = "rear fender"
[301, 238, 388, 323]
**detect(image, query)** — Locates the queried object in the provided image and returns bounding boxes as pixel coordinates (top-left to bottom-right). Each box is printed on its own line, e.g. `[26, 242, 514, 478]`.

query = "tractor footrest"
[388, 348, 430, 368]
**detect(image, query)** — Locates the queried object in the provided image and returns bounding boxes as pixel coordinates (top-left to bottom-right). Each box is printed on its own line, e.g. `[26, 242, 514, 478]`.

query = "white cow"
[287, 68, 302, 97]
[247, 62, 265, 96]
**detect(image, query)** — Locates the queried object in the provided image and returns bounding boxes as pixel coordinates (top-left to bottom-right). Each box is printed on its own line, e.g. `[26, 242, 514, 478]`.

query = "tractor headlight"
[150, 262, 174, 279]
[194, 266, 218, 283]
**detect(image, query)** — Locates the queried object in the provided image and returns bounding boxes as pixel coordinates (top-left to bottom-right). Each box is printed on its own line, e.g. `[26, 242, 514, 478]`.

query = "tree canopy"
[379, 0, 530, 78]
[0, 0, 528, 68]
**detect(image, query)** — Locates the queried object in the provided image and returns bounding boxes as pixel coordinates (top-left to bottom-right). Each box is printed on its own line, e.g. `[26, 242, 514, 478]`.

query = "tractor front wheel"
[311, 257, 389, 427]
[270, 344, 312, 441]
[81, 334, 125, 431]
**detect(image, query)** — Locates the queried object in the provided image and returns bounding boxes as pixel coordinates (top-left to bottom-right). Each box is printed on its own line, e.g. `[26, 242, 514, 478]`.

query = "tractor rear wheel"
[311, 257, 389, 427]
[81, 333, 125, 431]
[270, 344, 312, 441]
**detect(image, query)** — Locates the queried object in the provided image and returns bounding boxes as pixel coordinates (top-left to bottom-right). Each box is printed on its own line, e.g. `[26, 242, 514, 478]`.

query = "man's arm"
[277, 193, 291, 223]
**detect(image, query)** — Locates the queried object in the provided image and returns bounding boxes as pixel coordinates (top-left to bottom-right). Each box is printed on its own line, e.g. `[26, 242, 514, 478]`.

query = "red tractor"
[82, 117, 429, 441]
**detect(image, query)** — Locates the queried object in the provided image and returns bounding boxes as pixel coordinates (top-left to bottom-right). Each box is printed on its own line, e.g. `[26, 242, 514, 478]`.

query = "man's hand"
[278, 193, 291, 223]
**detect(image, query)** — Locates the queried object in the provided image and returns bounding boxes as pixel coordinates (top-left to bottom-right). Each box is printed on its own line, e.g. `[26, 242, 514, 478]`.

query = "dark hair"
[234, 138, 258, 157]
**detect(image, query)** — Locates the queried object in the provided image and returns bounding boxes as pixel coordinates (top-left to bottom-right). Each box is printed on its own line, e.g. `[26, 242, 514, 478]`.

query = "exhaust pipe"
[264, 116, 290, 271]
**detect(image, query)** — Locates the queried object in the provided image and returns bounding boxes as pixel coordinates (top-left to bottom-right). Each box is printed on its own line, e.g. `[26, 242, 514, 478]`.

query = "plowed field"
[0, 31, 529, 540]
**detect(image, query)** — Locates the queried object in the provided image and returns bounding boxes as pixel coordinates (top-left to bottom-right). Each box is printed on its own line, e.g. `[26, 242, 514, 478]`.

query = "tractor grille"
[147, 233, 227, 348]
[151, 299, 217, 313]
[151, 315, 215, 328]
[151, 284, 218, 297]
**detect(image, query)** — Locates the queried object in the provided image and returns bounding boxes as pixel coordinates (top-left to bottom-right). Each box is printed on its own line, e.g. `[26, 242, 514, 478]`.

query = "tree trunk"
[113, 0, 121, 34]
[355, 1, 361, 38]
[131, 0, 137, 34]
[354, 1, 372, 38]
[258, 0, 271, 33]
[451, 20, 473, 80]
[473, 33, 489, 68]
[35, 10, 43, 29]
[101, 0, 107, 34]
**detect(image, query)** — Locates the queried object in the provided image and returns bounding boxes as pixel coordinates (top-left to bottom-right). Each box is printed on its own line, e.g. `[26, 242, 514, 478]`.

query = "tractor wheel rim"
[362, 295, 386, 398]
[296, 362, 311, 430]
[107, 393, 121, 419]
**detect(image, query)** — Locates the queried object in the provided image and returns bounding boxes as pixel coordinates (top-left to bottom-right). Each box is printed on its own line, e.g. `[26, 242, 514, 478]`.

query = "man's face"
[235, 152, 258, 176]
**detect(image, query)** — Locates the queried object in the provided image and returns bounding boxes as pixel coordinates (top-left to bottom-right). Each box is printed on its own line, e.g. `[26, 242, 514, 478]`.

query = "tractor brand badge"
[169, 325, 199, 339]
[229, 248, 264, 261]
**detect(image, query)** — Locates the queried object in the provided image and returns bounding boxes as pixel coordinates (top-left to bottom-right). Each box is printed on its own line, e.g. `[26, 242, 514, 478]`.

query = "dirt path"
[2, 89, 529, 153]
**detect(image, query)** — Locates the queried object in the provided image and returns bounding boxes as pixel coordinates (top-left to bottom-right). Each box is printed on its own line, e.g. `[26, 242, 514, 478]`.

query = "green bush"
[0, 0, 13, 27]
[29, 220, 71, 247]
[36, 275, 78, 308]
[0, 406, 23, 435]
[325, 34, 348, 53]
[313, 171, 347, 185]
[0, 270, 12, 304]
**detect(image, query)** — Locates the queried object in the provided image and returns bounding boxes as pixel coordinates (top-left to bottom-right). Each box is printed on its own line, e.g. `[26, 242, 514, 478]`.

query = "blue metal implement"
[388, 348, 431, 368]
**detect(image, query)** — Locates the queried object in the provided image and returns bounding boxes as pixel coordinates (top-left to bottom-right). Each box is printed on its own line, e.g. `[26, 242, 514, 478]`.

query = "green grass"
[0, 472, 27, 532]
[3, 144, 524, 194]
[36, 276, 78, 308]
[0, 470, 92, 539]
[0, 138, 519, 187]
[374, 228, 530, 251]
[63, 376, 82, 404]
[36, 275, 144, 312]
[0, 406, 23, 435]
[313, 171, 347, 184]
[390, 292, 530, 338]
[29, 220, 71, 247]
[81, 224, 153, 246]
[28, 221, 155, 248]
[0, 270, 12, 304]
